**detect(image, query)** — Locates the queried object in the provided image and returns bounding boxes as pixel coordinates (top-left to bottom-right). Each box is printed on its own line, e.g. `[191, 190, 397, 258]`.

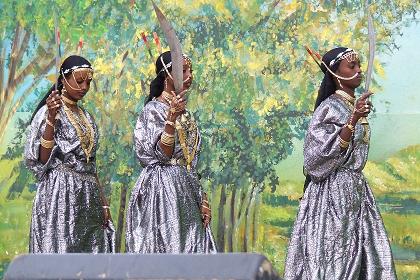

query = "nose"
[80, 80, 89, 90]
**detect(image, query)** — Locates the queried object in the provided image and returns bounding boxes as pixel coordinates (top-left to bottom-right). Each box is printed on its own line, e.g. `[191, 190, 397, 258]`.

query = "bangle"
[46, 118, 55, 129]
[165, 120, 175, 128]
[40, 136, 55, 149]
[161, 131, 175, 146]
[201, 205, 211, 211]
[102, 205, 110, 209]
[345, 124, 355, 133]
[338, 135, 350, 149]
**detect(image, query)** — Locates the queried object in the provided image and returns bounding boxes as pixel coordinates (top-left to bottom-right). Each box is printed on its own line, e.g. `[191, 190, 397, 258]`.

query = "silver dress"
[284, 95, 397, 279]
[126, 100, 216, 253]
[25, 105, 115, 253]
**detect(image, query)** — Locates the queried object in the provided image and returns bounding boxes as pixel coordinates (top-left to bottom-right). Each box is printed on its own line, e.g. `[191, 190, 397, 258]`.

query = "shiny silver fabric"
[25, 105, 115, 253]
[126, 100, 216, 253]
[284, 95, 397, 279]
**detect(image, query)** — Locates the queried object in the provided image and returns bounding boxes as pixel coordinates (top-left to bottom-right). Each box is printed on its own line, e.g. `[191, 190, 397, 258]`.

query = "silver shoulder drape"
[126, 100, 216, 253]
[25, 105, 115, 253]
[284, 95, 396, 279]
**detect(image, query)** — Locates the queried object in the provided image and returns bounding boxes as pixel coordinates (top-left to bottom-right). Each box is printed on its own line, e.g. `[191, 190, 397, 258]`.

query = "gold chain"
[161, 91, 174, 105]
[62, 94, 77, 105]
[335, 90, 355, 109]
[335, 90, 370, 144]
[62, 103, 95, 162]
[175, 112, 199, 171]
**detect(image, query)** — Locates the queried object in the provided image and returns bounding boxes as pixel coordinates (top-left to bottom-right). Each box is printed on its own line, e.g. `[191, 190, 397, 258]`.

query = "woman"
[284, 47, 396, 279]
[126, 51, 216, 253]
[25, 55, 114, 253]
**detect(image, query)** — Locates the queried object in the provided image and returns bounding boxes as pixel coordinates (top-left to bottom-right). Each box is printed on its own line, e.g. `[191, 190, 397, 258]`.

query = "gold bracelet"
[165, 120, 175, 128]
[201, 205, 211, 211]
[162, 131, 175, 139]
[46, 118, 55, 129]
[40, 136, 55, 149]
[345, 123, 355, 133]
[161, 139, 174, 146]
[161, 132, 175, 146]
[338, 136, 350, 148]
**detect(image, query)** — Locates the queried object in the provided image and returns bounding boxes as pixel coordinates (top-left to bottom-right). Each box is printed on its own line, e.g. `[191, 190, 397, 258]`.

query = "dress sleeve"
[303, 99, 353, 182]
[133, 103, 170, 167]
[24, 105, 59, 179]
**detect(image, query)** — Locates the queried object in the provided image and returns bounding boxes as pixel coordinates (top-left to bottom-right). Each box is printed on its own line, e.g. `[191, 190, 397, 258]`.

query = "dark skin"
[156, 59, 211, 227]
[156, 58, 192, 156]
[40, 71, 111, 225]
[334, 58, 373, 146]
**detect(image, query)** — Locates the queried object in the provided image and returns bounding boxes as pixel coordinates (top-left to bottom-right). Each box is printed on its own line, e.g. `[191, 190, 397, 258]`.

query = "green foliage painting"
[1, 0, 419, 278]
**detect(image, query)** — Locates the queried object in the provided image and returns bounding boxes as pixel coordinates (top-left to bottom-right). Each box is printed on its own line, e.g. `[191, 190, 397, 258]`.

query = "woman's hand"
[168, 90, 188, 120]
[46, 90, 62, 118]
[353, 91, 373, 121]
[201, 193, 211, 228]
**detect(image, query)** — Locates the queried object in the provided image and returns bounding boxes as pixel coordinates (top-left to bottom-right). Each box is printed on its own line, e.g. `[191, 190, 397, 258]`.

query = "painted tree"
[1, 0, 418, 259]
[0, 0, 111, 144]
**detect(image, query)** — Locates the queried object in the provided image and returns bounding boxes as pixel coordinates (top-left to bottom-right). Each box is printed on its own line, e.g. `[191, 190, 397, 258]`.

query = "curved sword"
[152, 1, 183, 94]
[365, 1, 376, 92]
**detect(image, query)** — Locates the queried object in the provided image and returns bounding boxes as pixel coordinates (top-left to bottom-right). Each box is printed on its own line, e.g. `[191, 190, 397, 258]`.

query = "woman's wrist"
[349, 113, 359, 126]
[47, 112, 57, 121]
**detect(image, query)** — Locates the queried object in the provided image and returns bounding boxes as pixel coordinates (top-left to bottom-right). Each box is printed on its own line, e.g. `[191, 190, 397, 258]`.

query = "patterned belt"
[55, 164, 97, 183]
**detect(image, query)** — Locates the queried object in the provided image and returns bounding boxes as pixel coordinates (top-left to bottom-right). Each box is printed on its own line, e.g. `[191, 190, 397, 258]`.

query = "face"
[62, 69, 93, 100]
[335, 57, 363, 89]
[182, 58, 193, 90]
[166, 58, 193, 91]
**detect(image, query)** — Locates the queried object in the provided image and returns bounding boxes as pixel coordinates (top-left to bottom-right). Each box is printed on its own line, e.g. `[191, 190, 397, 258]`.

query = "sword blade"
[365, 4, 376, 92]
[152, 1, 183, 94]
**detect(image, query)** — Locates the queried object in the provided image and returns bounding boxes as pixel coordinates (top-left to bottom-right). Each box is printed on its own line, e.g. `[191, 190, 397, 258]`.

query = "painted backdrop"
[1, 0, 419, 278]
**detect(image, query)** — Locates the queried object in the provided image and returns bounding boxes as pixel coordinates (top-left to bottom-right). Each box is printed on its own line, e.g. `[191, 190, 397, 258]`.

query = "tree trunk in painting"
[227, 186, 236, 252]
[0, 24, 56, 142]
[217, 184, 226, 251]
[252, 191, 259, 250]
[115, 184, 128, 252]
[243, 184, 256, 252]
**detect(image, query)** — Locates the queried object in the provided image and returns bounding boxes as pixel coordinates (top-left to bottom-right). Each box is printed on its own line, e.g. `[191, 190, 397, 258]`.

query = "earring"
[164, 79, 168, 91]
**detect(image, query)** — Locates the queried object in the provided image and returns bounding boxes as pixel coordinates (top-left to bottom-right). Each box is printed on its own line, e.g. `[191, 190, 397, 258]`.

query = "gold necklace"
[335, 90, 355, 109]
[335, 90, 370, 144]
[161, 91, 174, 105]
[61, 94, 77, 105]
[62, 103, 95, 162]
[175, 111, 199, 171]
